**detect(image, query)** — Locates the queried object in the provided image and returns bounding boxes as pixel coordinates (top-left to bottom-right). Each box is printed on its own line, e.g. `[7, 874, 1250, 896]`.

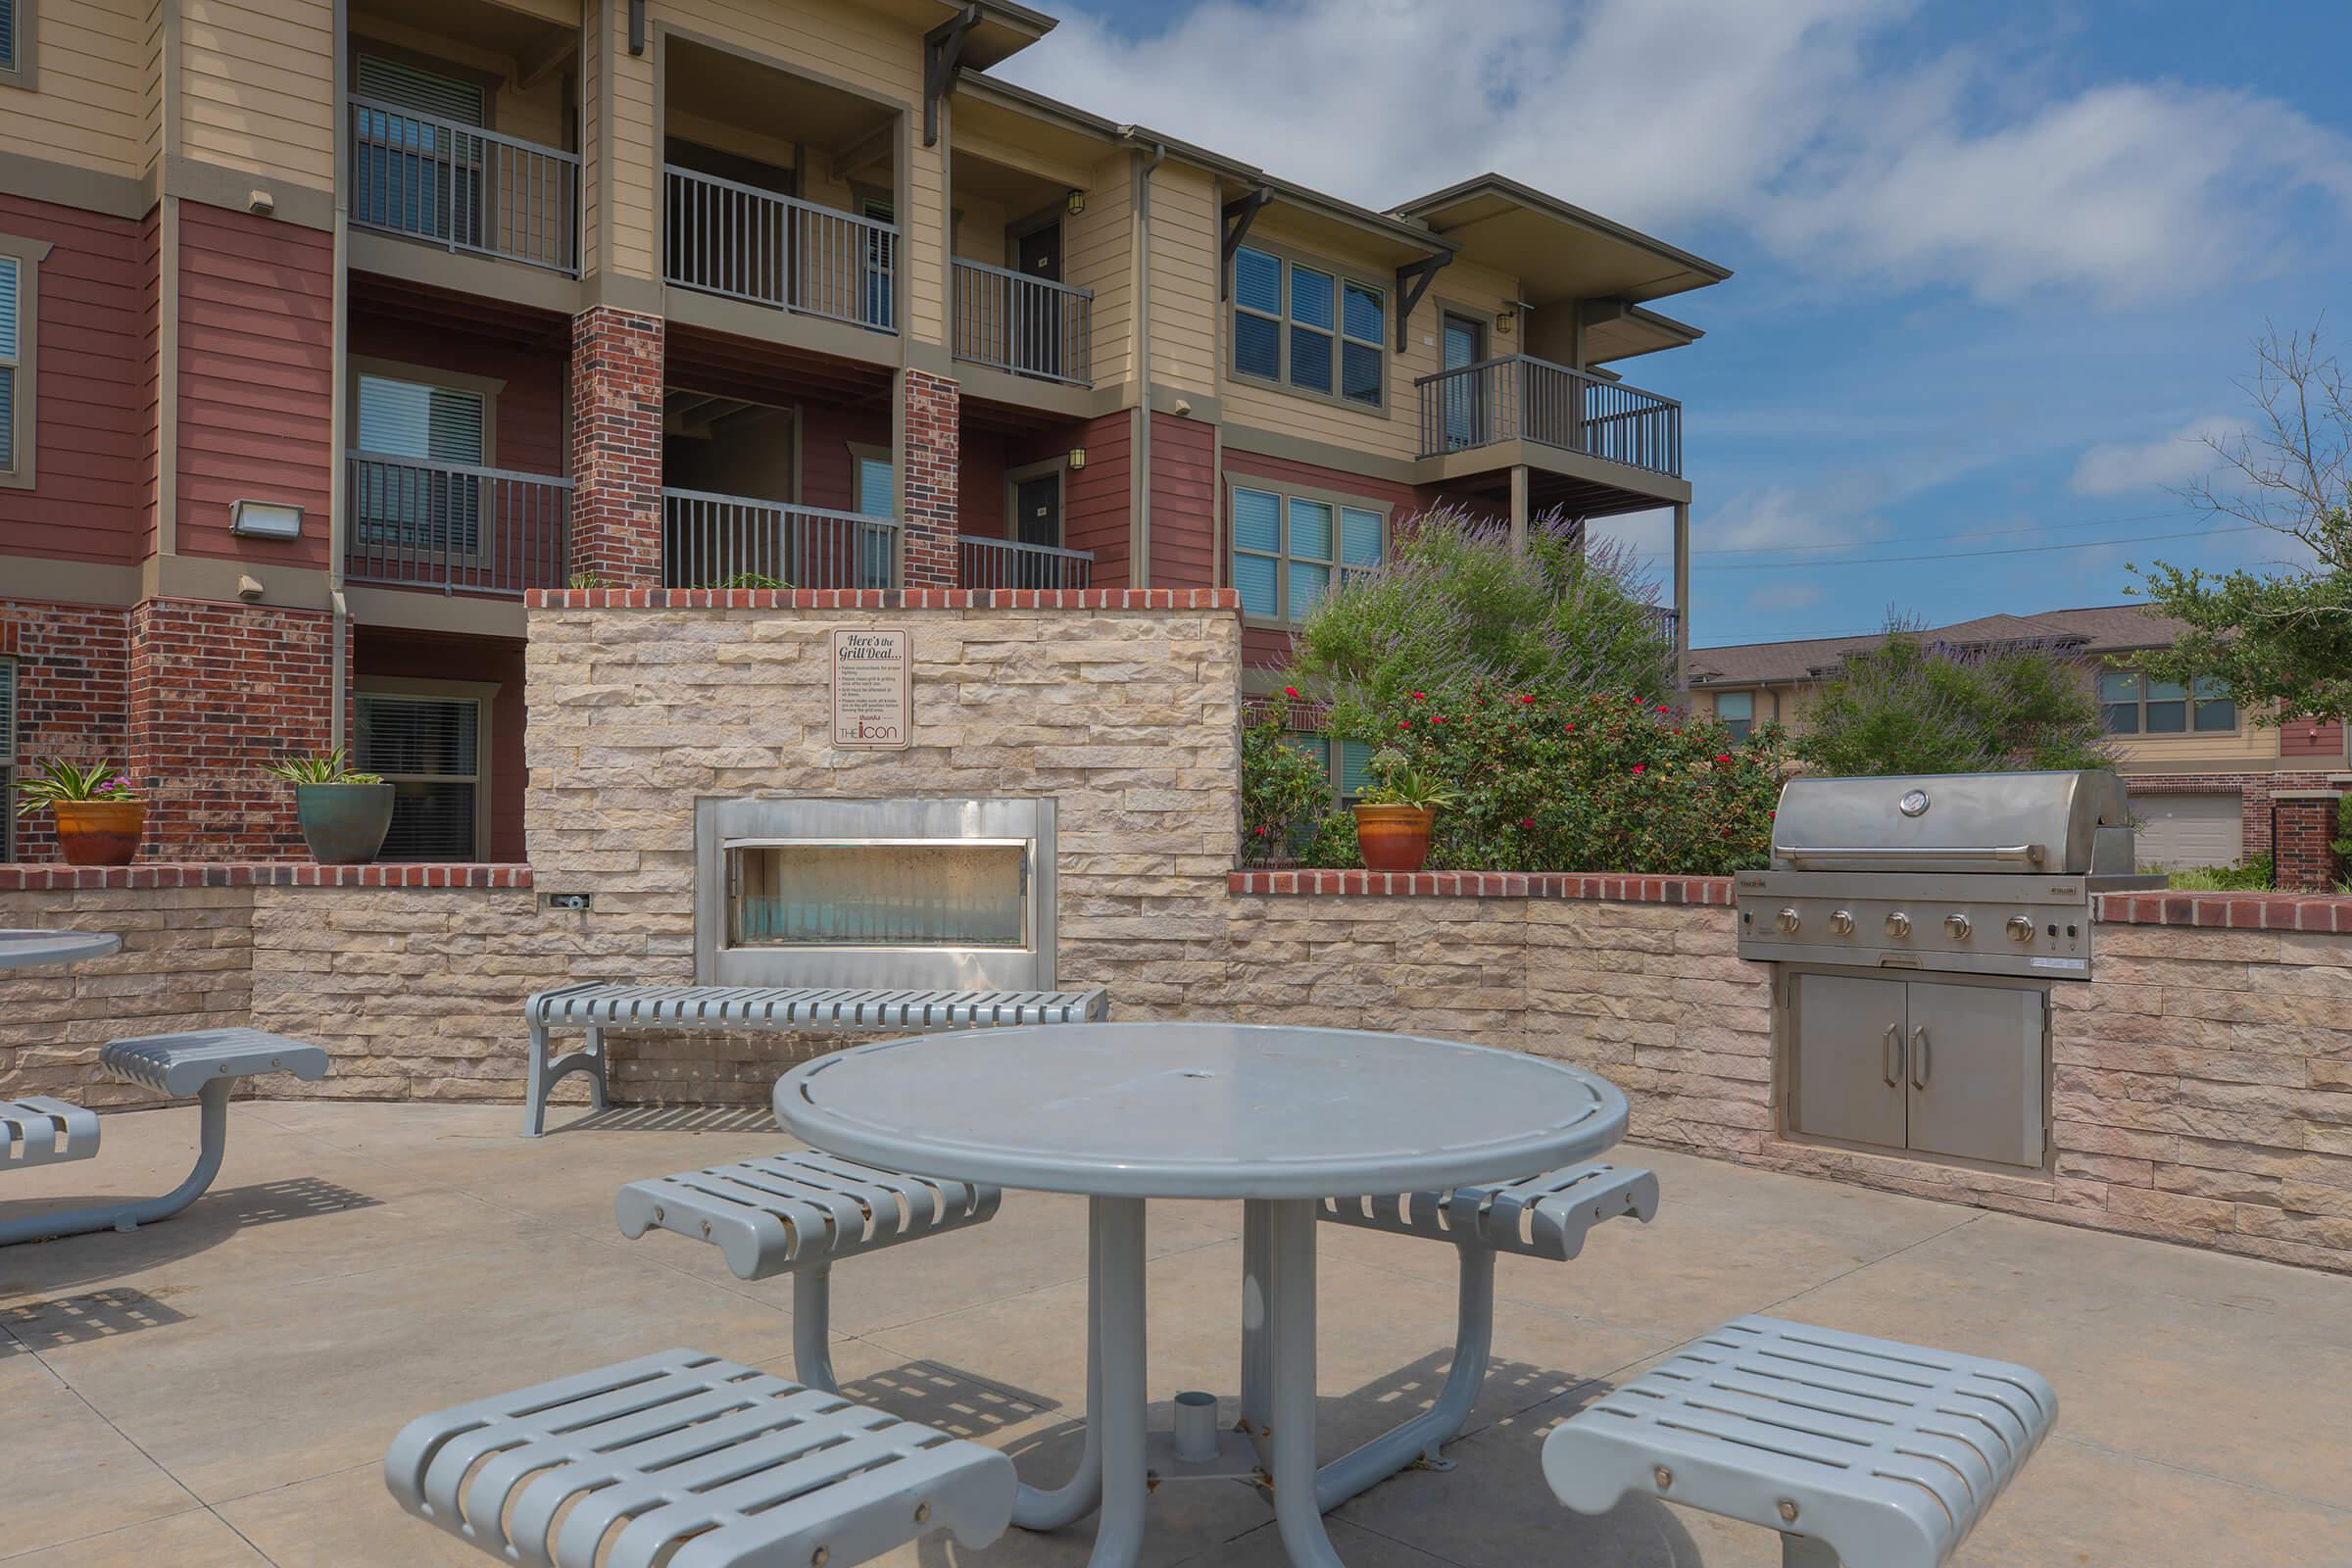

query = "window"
[2100, 670, 2233, 735]
[1231, 246, 1385, 410]
[1232, 485, 1385, 624]
[852, 448, 895, 588]
[351, 55, 487, 247]
[1715, 690, 1755, 742]
[354, 373, 488, 558]
[0, 237, 39, 488]
[356, 692, 485, 860]
[0, 0, 34, 88]
[0, 254, 19, 478]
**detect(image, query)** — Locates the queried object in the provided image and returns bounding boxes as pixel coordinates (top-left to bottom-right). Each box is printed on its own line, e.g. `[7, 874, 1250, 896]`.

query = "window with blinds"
[356, 693, 483, 861]
[355, 55, 485, 125]
[1231, 246, 1385, 410]
[1230, 485, 1384, 624]
[0, 254, 20, 474]
[0, 0, 16, 72]
[354, 374, 487, 557]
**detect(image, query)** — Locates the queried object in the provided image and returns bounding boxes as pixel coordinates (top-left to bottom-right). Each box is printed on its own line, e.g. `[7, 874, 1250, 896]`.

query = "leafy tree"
[1792, 623, 2114, 777]
[2130, 321, 2352, 721]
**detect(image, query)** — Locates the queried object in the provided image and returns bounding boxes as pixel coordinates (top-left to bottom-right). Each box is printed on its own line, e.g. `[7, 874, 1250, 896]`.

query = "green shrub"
[1241, 710, 1334, 864]
[1299, 809, 1360, 868]
[2165, 858, 2273, 891]
[1793, 621, 2113, 776]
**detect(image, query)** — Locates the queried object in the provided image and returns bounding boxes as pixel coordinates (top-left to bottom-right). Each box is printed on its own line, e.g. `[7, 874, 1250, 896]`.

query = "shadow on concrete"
[2, 1286, 190, 1351]
[840, 1358, 1060, 1440]
[0, 1175, 383, 1300]
[545, 1104, 779, 1135]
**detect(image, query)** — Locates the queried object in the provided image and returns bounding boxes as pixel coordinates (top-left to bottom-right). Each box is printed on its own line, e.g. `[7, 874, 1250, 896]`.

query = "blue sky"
[1000, 0, 2352, 648]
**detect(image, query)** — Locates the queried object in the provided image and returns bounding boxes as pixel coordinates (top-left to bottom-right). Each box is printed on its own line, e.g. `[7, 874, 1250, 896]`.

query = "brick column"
[2272, 791, 2344, 892]
[901, 368, 960, 587]
[569, 306, 664, 587]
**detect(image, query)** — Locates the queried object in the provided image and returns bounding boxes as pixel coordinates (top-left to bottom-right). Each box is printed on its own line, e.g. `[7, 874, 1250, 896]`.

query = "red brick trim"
[2093, 889, 2352, 930]
[524, 587, 1243, 612]
[0, 863, 534, 892]
[1230, 869, 1737, 905]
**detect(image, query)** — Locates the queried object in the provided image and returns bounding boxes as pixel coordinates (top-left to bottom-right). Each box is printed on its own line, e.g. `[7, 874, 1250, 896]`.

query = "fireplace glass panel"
[728, 841, 1028, 950]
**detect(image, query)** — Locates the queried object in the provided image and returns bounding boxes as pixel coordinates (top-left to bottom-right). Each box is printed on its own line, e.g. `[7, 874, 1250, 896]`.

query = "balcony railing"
[348, 96, 580, 274]
[663, 167, 898, 333]
[344, 454, 571, 596]
[1416, 355, 1682, 477]
[662, 488, 900, 589]
[958, 534, 1095, 591]
[952, 259, 1093, 386]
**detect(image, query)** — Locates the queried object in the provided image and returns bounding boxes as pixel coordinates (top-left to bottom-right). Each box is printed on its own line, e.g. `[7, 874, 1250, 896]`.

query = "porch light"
[228, 499, 304, 539]
[1494, 308, 1517, 336]
[1066, 189, 1086, 215]
[1068, 448, 1088, 469]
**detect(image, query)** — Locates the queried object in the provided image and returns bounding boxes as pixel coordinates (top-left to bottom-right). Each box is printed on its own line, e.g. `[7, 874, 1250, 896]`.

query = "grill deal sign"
[829, 628, 912, 750]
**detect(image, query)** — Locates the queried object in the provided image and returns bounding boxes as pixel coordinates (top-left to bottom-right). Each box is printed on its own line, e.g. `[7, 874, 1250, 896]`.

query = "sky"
[996, 0, 2352, 649]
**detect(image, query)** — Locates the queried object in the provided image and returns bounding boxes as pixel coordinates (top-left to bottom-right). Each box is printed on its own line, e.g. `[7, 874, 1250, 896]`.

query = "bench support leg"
[521, 1023, 610, 1138]
[1782, 1537, 1840, 1568]
[792, 1263, 838, 1393]
[1013, 1198, 1106, 1531]
[1313, 1236, 1493, 1512]
[0, 1079, 234, 1248]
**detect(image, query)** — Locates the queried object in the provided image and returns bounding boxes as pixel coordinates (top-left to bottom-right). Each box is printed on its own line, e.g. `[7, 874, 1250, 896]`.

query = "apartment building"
[0, 0, 1726, 862]
[1689, 606, 2346, 868]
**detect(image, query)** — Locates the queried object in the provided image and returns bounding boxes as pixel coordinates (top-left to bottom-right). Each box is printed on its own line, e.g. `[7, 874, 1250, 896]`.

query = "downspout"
[1131, 140, 1165, 587]
[329, 0, 351, 750]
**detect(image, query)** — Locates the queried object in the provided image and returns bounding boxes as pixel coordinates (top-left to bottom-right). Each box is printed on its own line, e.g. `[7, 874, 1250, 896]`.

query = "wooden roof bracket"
[924, 5, 982, 148]
[1394, 253, 1452, 352]
[1219, 186, 1274, 299]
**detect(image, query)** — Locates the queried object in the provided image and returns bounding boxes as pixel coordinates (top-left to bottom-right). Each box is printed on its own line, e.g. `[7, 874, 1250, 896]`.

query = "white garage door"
[2129, 793, 2243, 869]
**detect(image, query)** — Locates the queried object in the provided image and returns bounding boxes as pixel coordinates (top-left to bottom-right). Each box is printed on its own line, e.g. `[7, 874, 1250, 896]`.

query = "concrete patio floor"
[1, 1101, 2347, 1567]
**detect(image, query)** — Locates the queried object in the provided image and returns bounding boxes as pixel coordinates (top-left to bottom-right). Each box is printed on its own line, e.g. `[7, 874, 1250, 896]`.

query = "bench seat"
[1543, 1315, 2058, 1568]
[1, 1097, 101, 1170]
[385, 1348, 1015, 1568]
[1319, 1159, 1659, 1260]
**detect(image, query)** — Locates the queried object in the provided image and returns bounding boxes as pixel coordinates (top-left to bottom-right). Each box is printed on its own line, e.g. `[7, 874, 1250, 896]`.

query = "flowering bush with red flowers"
[1240, 707, 1341, 864]
[1370, 687, 1788, 874]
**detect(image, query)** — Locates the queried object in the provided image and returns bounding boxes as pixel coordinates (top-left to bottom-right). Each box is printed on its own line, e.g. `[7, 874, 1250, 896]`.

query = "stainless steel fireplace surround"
[694, 798, 1057, 990]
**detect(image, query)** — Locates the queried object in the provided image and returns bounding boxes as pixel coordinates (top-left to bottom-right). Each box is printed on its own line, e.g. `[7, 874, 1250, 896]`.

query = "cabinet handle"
[1883, 1023, 1902, 1087]
[1910, 1024, 1931, 1089]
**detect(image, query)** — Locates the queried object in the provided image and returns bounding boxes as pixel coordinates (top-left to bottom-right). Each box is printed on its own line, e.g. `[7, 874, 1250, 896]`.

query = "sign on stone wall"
[830, 628, 912, 750]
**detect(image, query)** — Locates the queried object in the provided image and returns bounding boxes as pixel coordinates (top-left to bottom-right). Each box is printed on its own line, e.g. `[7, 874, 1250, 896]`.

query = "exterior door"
[1788, 973, 1908, 1151]
[1905, 981, 2045, 1168]
[855, 453, 894, 588]
[1441, 314, 1483, 448]
[1012, 473, 1062, 588]
[1016, 221, 1063, 378]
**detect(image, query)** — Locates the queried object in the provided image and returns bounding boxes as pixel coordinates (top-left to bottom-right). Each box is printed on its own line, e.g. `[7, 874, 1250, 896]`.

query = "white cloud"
[1702, 472, 1895, 553]
[1000, 0, 2352, 304]
[2069, 416, 2242, 496]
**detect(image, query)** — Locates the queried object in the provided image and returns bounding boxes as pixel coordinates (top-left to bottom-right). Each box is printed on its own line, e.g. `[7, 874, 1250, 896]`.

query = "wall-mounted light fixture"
[1067, 448, 1088, 470]
[1494, 308, 1517, 336]
[228, 499, 304, 539]
[1066, 189, 1086, 216]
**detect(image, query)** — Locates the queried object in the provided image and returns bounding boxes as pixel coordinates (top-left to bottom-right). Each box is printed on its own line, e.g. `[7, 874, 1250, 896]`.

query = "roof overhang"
[852, 0, 1054, 70]
[1393, 173, 1730, 308]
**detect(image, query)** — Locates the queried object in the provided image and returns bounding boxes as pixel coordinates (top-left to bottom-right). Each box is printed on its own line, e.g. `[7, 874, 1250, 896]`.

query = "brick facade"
[2271, 792, 2345, 892]
[126, 597, 341, 858]
[0, 601, 132, 861]
[2126, 769, 2345, 863]
[900, 368, 960, 587]
[567, 306, 664, 587]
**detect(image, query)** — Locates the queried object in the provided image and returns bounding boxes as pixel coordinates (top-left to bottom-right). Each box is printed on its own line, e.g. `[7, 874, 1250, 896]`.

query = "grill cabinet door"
[1788, 973, 1908, 1151]
[1904, 980, 2045, 1168]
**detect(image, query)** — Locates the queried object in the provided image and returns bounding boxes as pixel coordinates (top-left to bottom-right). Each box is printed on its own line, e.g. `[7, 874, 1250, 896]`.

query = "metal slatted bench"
[386, 1348, 1016, 1568]
[2, 1097, 101, 1170]
[1543, 1315, 2058, 1568]
[0, 1027, 330, 1247]
[521, 982, 1110, 1136]
[1300, 1160, 1660, 1508]
[617, 1151, 1001, 1392]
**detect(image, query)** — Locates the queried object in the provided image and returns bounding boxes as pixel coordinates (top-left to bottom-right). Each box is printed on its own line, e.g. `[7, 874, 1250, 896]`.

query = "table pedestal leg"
[1013, 1200, 1107, 1530]
[1241, 1198, 1272, 1442]
[1086, 1195, 1150, 1568]
[1265, 1199, 1348, 1568]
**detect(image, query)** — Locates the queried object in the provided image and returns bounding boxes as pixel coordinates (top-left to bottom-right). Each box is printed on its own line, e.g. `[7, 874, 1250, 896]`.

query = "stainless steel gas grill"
[1736, 771, 2160, 1172]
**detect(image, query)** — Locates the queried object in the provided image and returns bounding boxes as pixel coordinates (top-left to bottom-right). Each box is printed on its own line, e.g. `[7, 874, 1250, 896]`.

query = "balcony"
[662, 488, 900, 590]
[1416, 355, 1682, 478]
[951, 259, 1093, 386]
[663, 169, 899, 334]
[347, 97, 581, 275]
[344, 454, 571, 596]
[958, 534, 1095, 591]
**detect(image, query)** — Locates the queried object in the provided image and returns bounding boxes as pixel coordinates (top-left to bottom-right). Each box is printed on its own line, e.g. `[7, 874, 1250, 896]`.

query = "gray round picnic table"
[0, 929, 121, 969]
[777, 1021, 1629, 1568]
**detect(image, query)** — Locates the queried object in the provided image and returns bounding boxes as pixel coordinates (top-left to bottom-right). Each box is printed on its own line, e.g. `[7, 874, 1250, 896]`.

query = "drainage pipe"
[1130, 140, 1166, 587]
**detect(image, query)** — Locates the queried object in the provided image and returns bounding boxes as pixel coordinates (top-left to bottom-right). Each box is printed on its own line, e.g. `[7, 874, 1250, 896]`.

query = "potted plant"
[1350, 749, 1456, 873]
[264, 749, 394, 864]
[14, 759, 145, 865]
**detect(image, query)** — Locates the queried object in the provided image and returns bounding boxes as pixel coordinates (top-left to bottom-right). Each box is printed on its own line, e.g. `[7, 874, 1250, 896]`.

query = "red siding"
[1148, 412, 1216, 589]
[175, 204, 333, 567]
[959, 429, 1007, 540]
[2281, 718, 2343, 758]
[356, 628, 528, 863]
[0, 195, 148, 565]
[348, 313, 565, 477]
[798, 404, 888, 514]
[1063, 410, 1133, 589]
[140, 205, 162, 558]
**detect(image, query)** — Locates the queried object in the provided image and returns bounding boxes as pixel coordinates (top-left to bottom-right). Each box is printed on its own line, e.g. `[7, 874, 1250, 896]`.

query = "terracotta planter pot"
[53, 800, 145, 866]
[293, 782, 395, 864]
[1352, 803, 1437, 873]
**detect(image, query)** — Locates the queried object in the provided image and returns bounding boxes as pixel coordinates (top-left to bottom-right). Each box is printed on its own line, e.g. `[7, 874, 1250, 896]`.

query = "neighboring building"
[0, 0, 1726, 861]
[1689, 605, 2346, 868]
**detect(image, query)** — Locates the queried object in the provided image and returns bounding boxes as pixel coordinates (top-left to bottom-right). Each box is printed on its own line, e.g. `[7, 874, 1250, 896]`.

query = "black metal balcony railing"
[958, 534, 1095, 591]
[662, 488, 900, 589]
[348, 96, 580, 274]
[344, 453, 571, 596]
[1416, 355, 1682, 477]
[951, 258, 1094, 386]
[662, 167, 899, 333]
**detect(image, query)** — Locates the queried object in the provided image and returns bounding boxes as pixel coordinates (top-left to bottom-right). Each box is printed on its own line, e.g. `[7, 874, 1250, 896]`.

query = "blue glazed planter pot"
[294, 782, 395, 864]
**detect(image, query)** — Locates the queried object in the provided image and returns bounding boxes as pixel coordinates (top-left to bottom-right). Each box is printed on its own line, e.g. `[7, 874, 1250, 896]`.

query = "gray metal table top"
[0, 929, 121, 970]
[774, 1021, 1629, 1200]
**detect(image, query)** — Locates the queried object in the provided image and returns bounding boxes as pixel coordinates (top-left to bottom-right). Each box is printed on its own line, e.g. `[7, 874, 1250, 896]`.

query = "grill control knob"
[1776, 907, 1802, 934]
[1886, 911, 1912, 939]
[1829, 909, 1856, 936]
[1944, 912, 1972, 940]
[2006, 914, 2035, 943]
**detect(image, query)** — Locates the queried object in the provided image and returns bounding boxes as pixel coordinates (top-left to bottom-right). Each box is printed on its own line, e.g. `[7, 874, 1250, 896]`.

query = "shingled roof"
[1687, 604, 2190, 687]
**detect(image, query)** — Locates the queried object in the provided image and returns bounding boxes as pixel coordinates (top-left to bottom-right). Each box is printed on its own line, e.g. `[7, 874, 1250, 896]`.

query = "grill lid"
[1768, 769, 2135, 876]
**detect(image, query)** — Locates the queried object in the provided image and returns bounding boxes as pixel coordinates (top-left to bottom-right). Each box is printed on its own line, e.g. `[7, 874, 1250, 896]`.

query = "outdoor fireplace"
[693, 797, 1057, 989]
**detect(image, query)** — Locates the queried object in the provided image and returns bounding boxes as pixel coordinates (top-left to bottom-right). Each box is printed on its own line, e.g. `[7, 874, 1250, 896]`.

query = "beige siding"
[178, 0, 335, 190]
[1145, 160, 1217, 396]
[952, 192, 1011, 268]
[1063, 150, 1133, 389]
[580, 0, 601, 276]
[0, 0, 149, 179]
[608, 1, 656, 277]
[141, 0, 164, 173]
[2112, 722, 2281, 766]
